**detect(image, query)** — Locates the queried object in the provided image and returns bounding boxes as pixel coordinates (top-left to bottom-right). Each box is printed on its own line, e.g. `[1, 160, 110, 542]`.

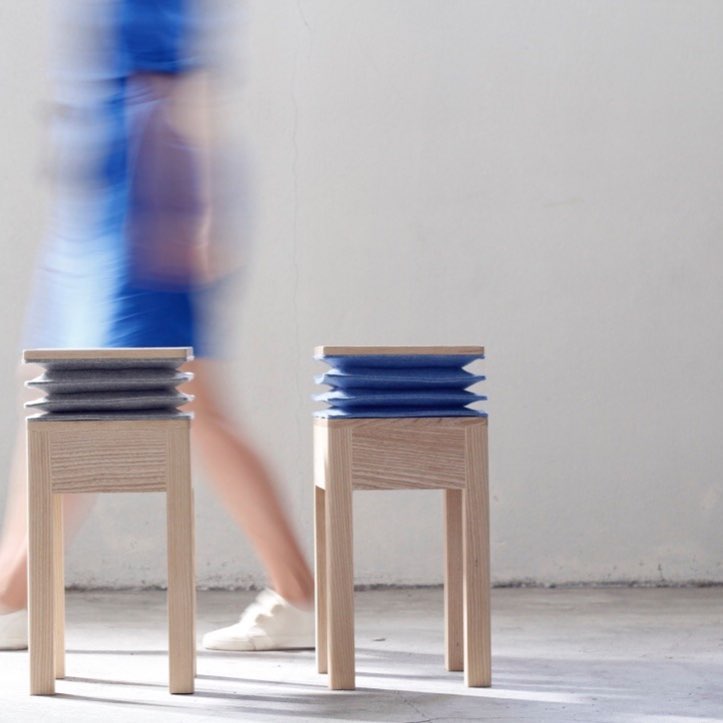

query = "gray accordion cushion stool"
[24, 347, 195, 696]
[312, 345, 491, 690]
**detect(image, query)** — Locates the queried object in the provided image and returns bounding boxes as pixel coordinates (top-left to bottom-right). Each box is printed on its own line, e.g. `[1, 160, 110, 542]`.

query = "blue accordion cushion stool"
[312, 345, 491, 689]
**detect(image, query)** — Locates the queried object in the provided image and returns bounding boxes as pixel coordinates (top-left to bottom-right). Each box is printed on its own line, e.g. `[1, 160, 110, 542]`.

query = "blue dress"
[23, 0, 221, 357]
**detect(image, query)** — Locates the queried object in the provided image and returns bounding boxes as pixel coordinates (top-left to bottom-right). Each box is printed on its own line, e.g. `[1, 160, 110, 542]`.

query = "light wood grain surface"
[314, 485, 328, 674]
[314, 345, 484, 357]
[314, 417, 483, 491]
[53, 495, 65, 680]
[444, 489, 464, 672]
[23, 348, 193, 362]
[463, 423, 491, 687]
[166, 421, 195, 694]
[27, 420, 188, 495]
[26, 416, 195, 695]
[313, 415, 490, 690]
[28, 425, 55, 695]
[322, 424, 356, 690]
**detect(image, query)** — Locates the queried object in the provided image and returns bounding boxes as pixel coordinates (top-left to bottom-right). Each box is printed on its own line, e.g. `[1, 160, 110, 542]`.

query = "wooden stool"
[24, 348, 196, 696]
[313, 346, 491, 690]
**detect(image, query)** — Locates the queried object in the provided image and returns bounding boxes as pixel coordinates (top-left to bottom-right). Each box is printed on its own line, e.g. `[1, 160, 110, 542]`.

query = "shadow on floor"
[48, 646, 723, 721]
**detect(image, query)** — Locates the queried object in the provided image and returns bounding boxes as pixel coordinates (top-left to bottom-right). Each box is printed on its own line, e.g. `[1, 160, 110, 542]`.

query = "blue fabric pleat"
[313, 353, 486, 418]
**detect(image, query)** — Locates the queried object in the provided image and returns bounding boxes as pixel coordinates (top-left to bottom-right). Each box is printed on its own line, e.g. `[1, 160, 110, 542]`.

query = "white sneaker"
[203, 588, 315, 651]
[0, 608, 28, 650]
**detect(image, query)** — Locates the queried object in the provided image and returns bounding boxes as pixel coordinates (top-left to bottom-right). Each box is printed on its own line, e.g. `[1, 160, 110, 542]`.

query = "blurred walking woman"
[0, 0, 314, 651]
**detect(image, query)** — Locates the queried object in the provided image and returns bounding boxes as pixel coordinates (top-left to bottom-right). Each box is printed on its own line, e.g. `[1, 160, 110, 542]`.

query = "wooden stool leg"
[444, 489, 464, 672]
[314, 484, 328, 674]
[27, 425, 55, 695]
[53, 494, 65, 679]
[462, 423, 491, 687]
[325, 426, 355, 690]
[166, 424, 195, 695]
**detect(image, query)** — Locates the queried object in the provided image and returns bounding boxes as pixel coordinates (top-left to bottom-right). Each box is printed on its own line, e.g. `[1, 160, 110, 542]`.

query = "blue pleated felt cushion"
[315, 368, 485, 390]
[314, 407, 484, 418]
[313, 390, 487, 408]
[317, 354, 483, 371]
[313, 352, 486, 418]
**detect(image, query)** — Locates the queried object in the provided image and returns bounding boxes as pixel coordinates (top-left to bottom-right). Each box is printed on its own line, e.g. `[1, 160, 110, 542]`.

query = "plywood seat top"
[24, 347, 193, 365]
[314, 345, 484, 357]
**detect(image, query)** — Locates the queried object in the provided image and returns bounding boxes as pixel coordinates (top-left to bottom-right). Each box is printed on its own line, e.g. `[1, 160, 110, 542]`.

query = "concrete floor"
[1, 587, 721, 722]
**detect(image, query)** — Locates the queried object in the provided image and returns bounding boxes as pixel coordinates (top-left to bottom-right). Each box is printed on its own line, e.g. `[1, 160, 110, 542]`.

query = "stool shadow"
[66, 649, 168, 656]
[53, 691, 386, 721]
[55, 647, 718, 721]
[65, 649, 313, 657]
[63, 675, 165, 689]
[53, 693, 193, 712]
[196, 673, 322, 690]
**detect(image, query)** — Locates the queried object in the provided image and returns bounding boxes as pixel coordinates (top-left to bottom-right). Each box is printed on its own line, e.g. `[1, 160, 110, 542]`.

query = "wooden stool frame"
[27, 415, 195, 696]
[313, 415, 491, 690]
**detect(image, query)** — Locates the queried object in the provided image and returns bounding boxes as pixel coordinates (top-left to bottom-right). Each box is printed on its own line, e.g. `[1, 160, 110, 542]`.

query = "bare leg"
[0, 425, 29, 612]
[1, 358, 314, 610]
[184, 359, 313, 606]
[0, 365, 95, 612]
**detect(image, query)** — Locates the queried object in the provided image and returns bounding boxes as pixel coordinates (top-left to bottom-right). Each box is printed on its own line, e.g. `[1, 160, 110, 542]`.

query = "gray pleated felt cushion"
[27, 369, 193, 394]
[28, 410, 193, 422]
[34, 357, 188, 371]
[24, 348, 194, 419]
[26, 390, 192, 413]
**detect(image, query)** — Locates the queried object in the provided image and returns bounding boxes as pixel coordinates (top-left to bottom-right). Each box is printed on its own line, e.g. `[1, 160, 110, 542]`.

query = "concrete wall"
[1, 0, 722, 588]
